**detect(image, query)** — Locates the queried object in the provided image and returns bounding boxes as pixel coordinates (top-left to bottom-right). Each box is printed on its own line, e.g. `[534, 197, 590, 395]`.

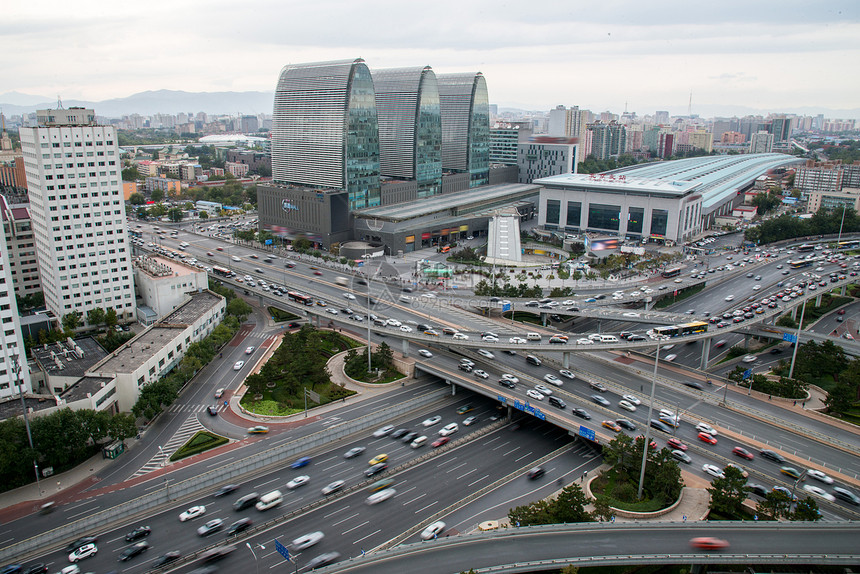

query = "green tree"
[708, 465, 748, 517]
[62, 311, 82, 332]
[198, 211, 209, 219]
[122, 167, 141, 182]
[603, 433, 636, 473]
[590, 496, 615, 522]
[226, 297, 252, 321]
[824, 382, 856, 414]
[792, 496, 821, 521]
[128, 192, 146, 204]
[756, 490, 793, 520]
[168, 207, 184, 222]
[151, 188, 165, 203]
[136, 206, 148, 219]
[108, 412, 138, 445]
[105, 308, 118, 328]
[554, 483, 593, 523]
[87, 308, 106, 327]
[776, 314, 797, 328]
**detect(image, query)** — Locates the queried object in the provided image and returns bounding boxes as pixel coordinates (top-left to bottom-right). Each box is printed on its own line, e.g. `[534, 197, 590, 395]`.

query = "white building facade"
[0, 222, 32, 399]
[19, 108, 136, 325]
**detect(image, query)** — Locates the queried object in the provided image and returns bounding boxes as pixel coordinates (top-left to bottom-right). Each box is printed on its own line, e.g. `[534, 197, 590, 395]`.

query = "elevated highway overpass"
[320, 522, 860, 574]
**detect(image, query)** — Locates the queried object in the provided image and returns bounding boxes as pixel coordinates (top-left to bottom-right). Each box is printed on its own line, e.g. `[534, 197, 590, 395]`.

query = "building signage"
[513, 399, 546, 421]
[281, 199, 299, 212]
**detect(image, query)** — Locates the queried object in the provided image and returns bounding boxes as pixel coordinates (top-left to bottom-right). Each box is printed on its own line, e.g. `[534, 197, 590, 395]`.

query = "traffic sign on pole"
[743, 369, 752, 380]
[782, 333, 797, 343]
[274, 540, 290, 561]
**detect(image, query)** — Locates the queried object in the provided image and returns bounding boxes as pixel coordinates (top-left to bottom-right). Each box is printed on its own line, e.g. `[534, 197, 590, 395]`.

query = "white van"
[410, 435, 428, 449]
[526, 333, 542, 341]
[255, 490, 283, 511]
[598, 335, 619, 343]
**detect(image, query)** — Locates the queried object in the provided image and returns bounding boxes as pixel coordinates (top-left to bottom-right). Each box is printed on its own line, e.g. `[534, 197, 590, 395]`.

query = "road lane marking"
[468, 474, 490, 487]
[402, 493, 426, 505]
[457, 468, 478, 480]
[332, 512, 360, 526]
[515, 451, 534, 462]
[324, 506, 351, 519]
[342, 520, 370, 535]
[414, 501, 438, 514]
[352, 529, 381, 545]
[444, 462, 467, 474]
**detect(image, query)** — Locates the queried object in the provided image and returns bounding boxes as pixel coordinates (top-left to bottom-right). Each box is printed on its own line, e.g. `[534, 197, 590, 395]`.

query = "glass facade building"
[437, 73, 490, 188]
[371, 66, 442, 199]
[272, 58, 381, 210]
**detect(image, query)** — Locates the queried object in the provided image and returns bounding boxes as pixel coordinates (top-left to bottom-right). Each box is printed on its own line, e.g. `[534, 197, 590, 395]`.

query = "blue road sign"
[783, 333, 797, 343]
[578, 426, 596, 441]
[274, 540, 290, 561]
[265, 239, 273, 245]
[502, 302, 511, 312]
[743, 369, 752, 380]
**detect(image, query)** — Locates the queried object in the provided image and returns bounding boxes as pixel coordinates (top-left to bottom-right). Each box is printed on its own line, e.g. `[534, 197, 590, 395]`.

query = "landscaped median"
[169, 431, 229, 462]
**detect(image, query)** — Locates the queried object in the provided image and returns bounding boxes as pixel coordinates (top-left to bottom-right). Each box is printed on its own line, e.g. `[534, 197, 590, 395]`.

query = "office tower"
[272, 58, 381, 210]
[371, 66, 442, 199]
[654, 111, 670, 125]
[749, 131, 774, 154]
[587, 121, 627, 160]
[437, 72, 490, 188]
[769, 115, 793, 142]
[19, 108, 136, 325]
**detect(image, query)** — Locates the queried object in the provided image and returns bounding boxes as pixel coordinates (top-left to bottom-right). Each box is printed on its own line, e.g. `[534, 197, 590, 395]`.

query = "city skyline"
[4, 0, 860, 118]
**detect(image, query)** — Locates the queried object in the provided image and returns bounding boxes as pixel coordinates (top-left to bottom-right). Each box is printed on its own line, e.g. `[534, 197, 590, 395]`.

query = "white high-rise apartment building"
[0, 224, 32, 399]
[20, 108, 135, 326]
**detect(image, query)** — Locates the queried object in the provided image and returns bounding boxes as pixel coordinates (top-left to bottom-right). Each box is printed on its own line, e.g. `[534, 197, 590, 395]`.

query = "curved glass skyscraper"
[272, 58, 381, 209]
[371, 66, 442, 199]
[437, 72, 490, 188]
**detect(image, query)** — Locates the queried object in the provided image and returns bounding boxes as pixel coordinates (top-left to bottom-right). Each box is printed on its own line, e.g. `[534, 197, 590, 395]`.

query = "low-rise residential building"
[133, 255, 209, 321]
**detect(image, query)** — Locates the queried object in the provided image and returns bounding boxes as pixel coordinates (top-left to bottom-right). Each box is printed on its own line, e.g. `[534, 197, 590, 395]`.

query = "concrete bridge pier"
[841, 284, 847, 296]
[816, 294, 823, 306]
[597, 320, 602, 334]
[563, 352, 570, 369]
[791, 305, 798, 320]
[743, 334, 750, 349]
[541, 312, 547, 327]
[447, 381, 456, 396]
[402, 338, 409, 357]
[699, 337, 711, 369]
[690, 564, 706, 574]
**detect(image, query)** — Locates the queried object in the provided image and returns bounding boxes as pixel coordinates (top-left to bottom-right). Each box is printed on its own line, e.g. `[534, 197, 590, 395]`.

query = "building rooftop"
[535, 153, 801, 213]
[135, 255, 201, 279]
[31, 337, 109, 379]
[94, 290, 222, 374]
[60, 376, 115, 403]
[355, 183, 541, 222]
[0, 395, 60, 420]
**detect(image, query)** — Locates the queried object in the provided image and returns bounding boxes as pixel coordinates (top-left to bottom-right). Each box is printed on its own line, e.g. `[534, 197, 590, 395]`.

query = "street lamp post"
[245, 542, 266, 574]
[637, 342, 660, 500]
[788, 300, 806, 379]
[790, 469, 809, 506]
[10, 354, 41, 495]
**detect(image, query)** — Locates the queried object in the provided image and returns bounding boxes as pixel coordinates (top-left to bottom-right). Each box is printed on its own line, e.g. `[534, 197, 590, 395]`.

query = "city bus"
[788, 259, 813, 269]
[651, 321, 709, 338]
[212, 266, 231, 277]
[661, 266, 683, 279]
[838, 240, 860, 250]
[287, 291, 314, 306]
[796, 244, 815, 252]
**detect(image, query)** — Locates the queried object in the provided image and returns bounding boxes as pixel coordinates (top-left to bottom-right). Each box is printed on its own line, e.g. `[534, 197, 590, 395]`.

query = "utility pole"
[637, 343, 660, 500]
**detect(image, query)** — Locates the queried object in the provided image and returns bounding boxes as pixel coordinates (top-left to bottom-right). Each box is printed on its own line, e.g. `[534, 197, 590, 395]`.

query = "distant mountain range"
[1, 90, 857, 122]
[0, 90, 275, 118]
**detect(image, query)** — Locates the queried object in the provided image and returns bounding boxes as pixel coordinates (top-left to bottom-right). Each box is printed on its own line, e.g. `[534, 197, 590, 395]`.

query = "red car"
[313, 271, 323, 276]
[732, 446, 754, 460]
[690, 537, 729, 550]
[667, 438, 688, 451]
[838, 309, 846, 315]
[635, 435, 657, 449]
[431, 437, 450, 448]
[698, 432, 718, 445]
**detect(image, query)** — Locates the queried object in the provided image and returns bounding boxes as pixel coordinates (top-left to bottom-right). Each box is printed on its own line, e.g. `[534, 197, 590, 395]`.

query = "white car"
[702, 464, 725, 479]
[500, 374, 519, 384]
[509, 336, 526, 344]
[373, 425, 395, 437]
[482, 335, 499, 343]
[534, 384, 553, 396]
[664, 354, 677, 362]
[386, 319, 401, 327]
[326, 308, 338, 315]
[245, 346, 255, 354]
[418, 349, 433, 358]
[543, 374, 562, 386]
[291, 531, 325, 550]
[803, 484, 835, 501]
[452, 333, 469, 340]
[742, 355, 757, 363]
[343, 293, 356, 300]
[622, 312, 641, 318]
[68, 543, 98, 563]
[438, 422, 459, 436]
[622, 394, 641, 406]
[752, 285, 761, 291]
[233, 361, 245, 371]
[473, 369, 489, 379]
[559, 370, 576, 380]
[400, 325, 413, 332]
[422, 415, 442, 427]
[577, 338, 593, 345]
[695, 422, 718, 436]
[420, 521, 447, 540]
[806, 469, 835, 484]
[179, 505, 206, 522]
[725, 295, 735, 301]
[477, 349, 495, 359]
[366, 488, 396, 505]
[287, 475, 310, 490]
[618, 400, 637, 412]
[526, 389, 545, 401]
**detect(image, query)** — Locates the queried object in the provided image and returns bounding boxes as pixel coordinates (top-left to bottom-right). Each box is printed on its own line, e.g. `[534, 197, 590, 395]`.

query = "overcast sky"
[5, 0, 859, 116]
